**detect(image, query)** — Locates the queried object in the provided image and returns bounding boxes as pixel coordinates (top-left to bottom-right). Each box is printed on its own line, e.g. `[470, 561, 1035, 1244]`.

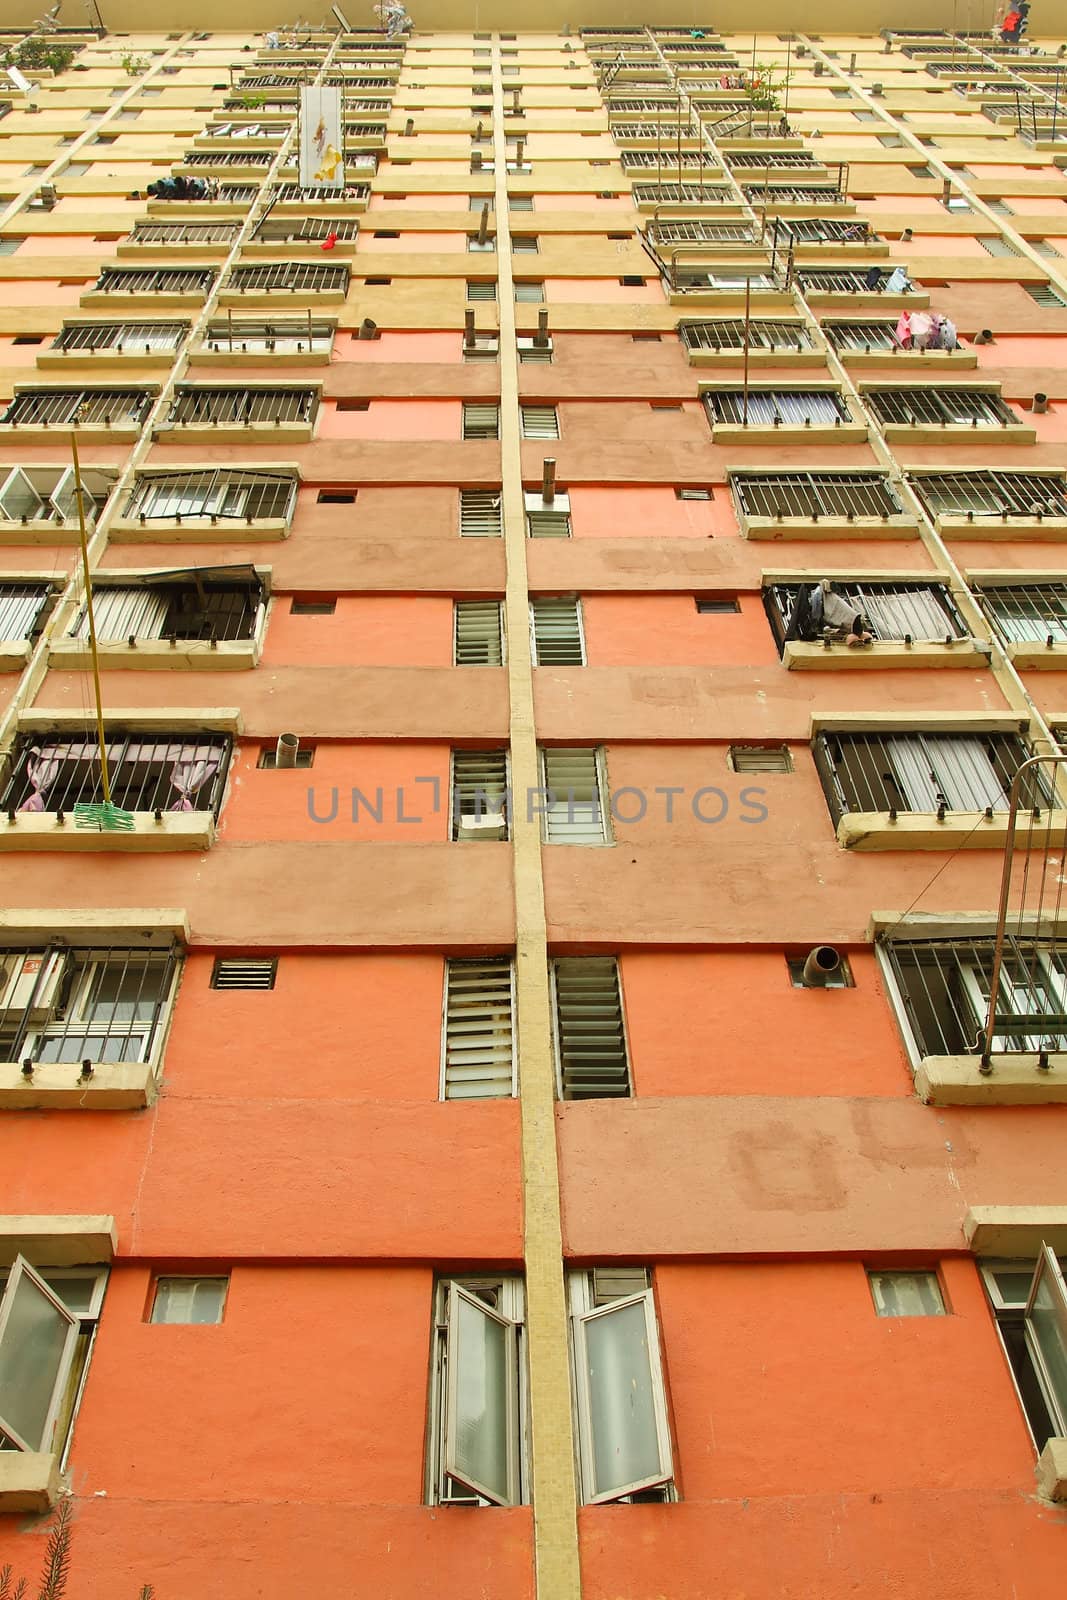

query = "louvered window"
[224, 264, 350, 295]
[1025, 285, 1067, 309]
[514, 281, 544, 303]
[541, 748, 609, 844]
[1, 389, 153, 428]
[764, 581, 965, 651]
[0, 941, 181, 1068]
[530, 597, 584, 665]
[520, 405, 559, 440]
[705, 390, 851, 427]
[508, 194, 534, 211]
[909, 471, 1067, 520]
[126, 471, 297, 525]
[526, 490, 571, 540]
[462, 403, 500, 440]
[978, 236, 1020, 258]
[451, 749, 509, 840]
[0, 584, 53, 643]
[93, 267, 216, 296]
[459, 489, 503, 538]
[51, 322, 188, 355]
[202, 319, 334, 356]
[454, 601, 504, 665]
[552, 957, 631, 1099]
[732, 472, 902, 521]
[210, 957, 277, 990]
[166, 387, 318, 426]
[973, 582, 1067, 646]
[863, 388, 1018, 428]
[441, 958, 515, 1099]
[730, 745, 793, 773]
[511, 235, 539, 253]
[813, 730, 1048, 823]
[466, 280, 497, 302]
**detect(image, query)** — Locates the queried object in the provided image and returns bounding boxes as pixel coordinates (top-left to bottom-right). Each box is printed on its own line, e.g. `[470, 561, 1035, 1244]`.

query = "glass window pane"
[1027, 1248, 1067, 1431]
[869, 1271, 945, 1317]
[152, 1277, 228, 1325]
[583, 1296, 664, 1498]
[0, 1262, 76, 1451]
[32, 1032, 149, 1064]
[82, 957, 168, 1023]
[446, 1285, 513, 1504]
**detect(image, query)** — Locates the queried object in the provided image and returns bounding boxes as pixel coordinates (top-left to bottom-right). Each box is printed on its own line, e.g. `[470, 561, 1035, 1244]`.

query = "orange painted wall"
[545, 277, 664, 303]
[263, 596, 455, 667]
[335, 331, 464, 363]
[317, 399, 463, 440]
[568, 487, 727, 539]
[360, 231, 467, 252]
[582, 594, 777, 667]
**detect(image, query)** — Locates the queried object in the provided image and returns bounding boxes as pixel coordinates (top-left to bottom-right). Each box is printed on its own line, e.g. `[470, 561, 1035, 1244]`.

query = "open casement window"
[981, 1250, 1067, 1450]
[0, 943, 181, 1067]
[0, 467, 112, 528]
[552, 957, 632, 1099]
[1026, 1246, 1067, 1437]
[540, 748, 611, 845]
[568, 1268, 674, 1504]
[428, 1277, 526, 1506]
[0, 1260, 106, 1464]
[441, 958, 515, 1100]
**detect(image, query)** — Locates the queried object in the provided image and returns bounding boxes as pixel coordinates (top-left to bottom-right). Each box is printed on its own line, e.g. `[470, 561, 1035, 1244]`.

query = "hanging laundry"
[865, 265, 884, 291]
[884, 266, 912, 294]
[895, 311, 912, 348]
[320, 232, 338, 251]
[939, 316, 959, 351]
[909, 310, 934, 349]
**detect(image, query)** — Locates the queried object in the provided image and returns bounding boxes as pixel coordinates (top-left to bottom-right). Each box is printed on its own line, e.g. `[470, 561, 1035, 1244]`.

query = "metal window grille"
[0, 942, 180, 1066]
[726, 149, 820, 169]
[782, 217, 876, 243]
[530, 598, 584, 665]
[128, 222, 239, 246]
[466, 281, 497, 302]
[272, 183, 370, 203]
[864, 388, 1019, 427]
[705, 390, 850, 426]
[462, 403, 500, 440]
[216, 185, 262, 205]
[166, 387, 317, 426]
[73, 568, 262, 644]
[797, 268, 915, 294]
[881, 936, 1067, 1056]
[126, 470, 297, 524]
[459, 490, 503, 538]
[910, 471, 1067, 519]
[730, 745, 792, 773]
[520, 405, 559, 440]
[253, 216, 359, 243]
[442, 958, 515, 1099]
[541, 748, 608, 844]
[454, 601, 503, 665]
[451, 749, 509, 840]
[0, 585, 52, 643]
[514, 282, 544, 303]
[652, 221, 756, 246]
[732, 471, 903, 521]
[813, 730, 1047, 823]
[744, 185, 848, 205]
[680, 320, 812, 352]
[1, 389, 152, 428]
[765, 581, 965, 649]
[973, 583, 1067, 646]
[632, 183, 734, 204]
[52, 322, 187, 355]
[224, 263, 349, 294]
[94, 267, 216, 296]
[823, 322, 899, 352]
[621, 148, 715, 169]
[552, 957, 631, 1100]
[0, 732, 232, 819]
[203, 319, 334, 355]
[210, 957, 277, 990]
[183, 150, 273, 167]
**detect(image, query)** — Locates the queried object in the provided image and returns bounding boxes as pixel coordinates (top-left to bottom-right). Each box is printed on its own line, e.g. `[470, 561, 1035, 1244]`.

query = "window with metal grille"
[93, 267, 216, 296]
[525, 489, 571, 540]
[253, 216, 359, 244]
[705, 390, 851, 428]
[0, 731, 232, 820]
[0, 584, 54, 643]
[442, 957, 515, 1099]
[451, 749, 509, 841]
[679, 319, 812, 354]
[880, 935, 1067, 1060]
[732, 471, 903, 522]
[51, 322, 188, 356]
[202, 319, 334, 356]
[764, 581, 966, 652]
[1, 389, 153, 429]
[466, 280, 497, 302]
[797, 268, 917, 295]
[0, 941, 181, 1067]
[1025, 285, 1067, 308]
[974, 583, 1067, 647]
[462, 403, 500, 440]
[272, 183, 370, 204]
[530, 597, 584, 665]
[459, 490, 503, 538]
[125, 471, 297, 525]
[426, 1275, 527, 1506]
[520, 405, 559, 440]
[729, 745, 792, 774]
[183, 149, 272, 167]
[454, 600, 504, 665]
[632, 183, 735, 205]
[823, 322, 902, 353]
[863, 387, 1019, 428]
[814, 730, 1048, 824]
[127, 221, 239, 247]
[540, 748, 609, 844]
[166, 387, 318, 427]
[71, 566, 263, 646]
[514, 281, 544, 303]
[552, 957, 631, 1099]
[909, 471, 1067, 520]
[224, 264, 350, 295]
[210, 957, 277, 990]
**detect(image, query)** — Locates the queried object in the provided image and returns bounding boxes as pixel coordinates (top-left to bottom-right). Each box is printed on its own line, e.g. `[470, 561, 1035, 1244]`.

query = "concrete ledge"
[216, 289, 348, 307]
[0, 907, 187, 942]
[108, 516, 290, 543]
[916, 1053, 1067, 1106]
[0, 643, 30, 671]
[836, 348, 978, 371]
[48, 639, 259, 671]
[743, 516, 919, 542]
[0, 1454, 60, 1515]
[711, 421, 869, 446]
[936, 514, 1067, 541]
[1007, 643, 1067, 670]
[36, 351, 179, 372]
[0, 1060, 155, 1109]
[783, 640, 988, 670]
[16, 706, 241, 734]
[0, 813, 214, 853]
[0, 1215, 116, 1263]
[152, 421, 315, 446]
[965, 1207, 1067, 1257]
[0, 523, 81, 548]
[878, 421, 1037, 446]
[1038, 1439, 1067, 1504]
[685, 347, 825, 369]
[669, 289, 795, 312]
[79, 290, 210, 311]
[838, 811, 1067, 852]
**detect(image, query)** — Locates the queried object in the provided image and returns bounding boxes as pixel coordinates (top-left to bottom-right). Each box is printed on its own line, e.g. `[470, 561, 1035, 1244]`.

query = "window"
[974, 582, 1067, 646]
[125, 470, 297, 525]
[223, 263, 350, 296]
[530, 597, 584, 665]
[511, 234, 539, 253]
[868, 1270, 945, 1317]
[814, 729, 1046, 824]
[986, 200, 1014, 216]
[0, 941, 180, 1066]
[552, 957, 631, 1099]
[764, 580, 966, 651]
[165, 387, 318, 428]
[0, 1259, 106, 1462]
[540, 748, 609, 844]
[454, 600, 504, 666]
[729, 745, 792, 774]
[696, 597, 739, 615]
[1031, 241, 1062, 259]
[462, 403, 500, 440]
[2, 388, 152, 430]
[442, 958, 515, 1098]
[525, 490, 571, 540]
[151, 1277, 228, 1324]
[976, 234, 1021, 259]
[732, 472, 903, 522]
[514, 281, 544, 303]
[0, 240, 20, 257]
[787, 952, 853, 989]
[568, 1267, 674, 1503]
[867, 386, 1020, 429]
[466, 280, 497, 302]
[705, 390, 851, 428]
[520, 405, 559, 440]
[0, 731, 232, 821]
[880, 934, 1067, 1060]
[426, 1276, 527, 1505]
[210, 957, 278, 989]
[508, 194, 534, 212]
[258, 746, 314, 769]
[317, 491, 355, 504]
[94, 267, 217, 297]
[980, 1248, 1067, 1449]
[73, 568, 264, 646]
[0, 583, 54, 644]
[910, 470, 1067, 521]
[1026, 285, 1067, 309]
[53, 321, 189, 356]
[451, 749, 509, 840]
[460, 489, 503, 538]
[681, 320, 812, 354]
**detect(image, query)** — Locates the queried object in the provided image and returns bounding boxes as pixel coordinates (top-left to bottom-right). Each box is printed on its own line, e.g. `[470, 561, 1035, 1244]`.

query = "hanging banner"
[299, 85, 345, 189]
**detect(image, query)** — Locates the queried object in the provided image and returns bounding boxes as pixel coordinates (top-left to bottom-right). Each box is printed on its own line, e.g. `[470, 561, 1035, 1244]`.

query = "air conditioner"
[456, 809, 507, 841]
[0, 951, 64, 1020]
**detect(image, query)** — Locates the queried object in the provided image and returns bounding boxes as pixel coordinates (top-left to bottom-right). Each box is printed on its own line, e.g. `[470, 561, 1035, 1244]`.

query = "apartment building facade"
[0, 11, 1065, 1599]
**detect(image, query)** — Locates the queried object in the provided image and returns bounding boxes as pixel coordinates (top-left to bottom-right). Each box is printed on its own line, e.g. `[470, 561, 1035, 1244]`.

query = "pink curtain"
[18, 744, 63, 812]
[168, 745, 223, 812]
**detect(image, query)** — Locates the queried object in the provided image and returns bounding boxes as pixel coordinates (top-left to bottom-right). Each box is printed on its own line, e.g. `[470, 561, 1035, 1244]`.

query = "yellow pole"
[70, 430, 111, 805]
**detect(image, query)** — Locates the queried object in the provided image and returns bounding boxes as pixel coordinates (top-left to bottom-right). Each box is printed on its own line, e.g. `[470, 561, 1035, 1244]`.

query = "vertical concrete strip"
[491, 44, 583, 1600]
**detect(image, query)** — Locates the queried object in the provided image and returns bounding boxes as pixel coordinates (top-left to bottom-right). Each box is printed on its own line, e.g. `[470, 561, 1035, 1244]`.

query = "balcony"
[154, 385, 320, 444]
[908, 471, 1067, 538]
[730, 470, 917, 541]
[764, 579, 985, 670]
[0, 729, 233, 853]
[678, 317, 821, 368]
[193, 317, 336, 366]
[861, 385, 1035, 444]
[796, 267, 929, 312]
[972, 580, 1067, 668]
[48, 564, 265, 672]
[112, 469, 298, 543]
[0, 386, 154, 443]
[246, 216, 359, 255]
[0, 583, 56, 669]
[823, 320, 976, 371]
[82, 266, 217, 309]
[118, 221, 239, 259]
[0, 466, 114, 546]
[38, 321, 189, 372]
[702, 386, 867, 444]
[219, 262, 351, 306]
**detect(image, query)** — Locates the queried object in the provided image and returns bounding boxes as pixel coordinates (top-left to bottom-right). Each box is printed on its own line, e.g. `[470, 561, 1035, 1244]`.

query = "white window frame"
[529, 595, 585, 666]
[0, 1259, 107, 1464]
[539, 746, 612, 845]
[439, 957, 517, 1100]
[980, 1250, 1067, 1446]
[1026, 1244, 1067, 1438]
[20, 950, 181, 1070]
[427, 1276, 528, 1507]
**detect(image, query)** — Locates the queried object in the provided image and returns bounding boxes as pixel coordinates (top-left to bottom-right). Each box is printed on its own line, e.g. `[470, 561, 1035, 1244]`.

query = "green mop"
[70, 432, 135, 833]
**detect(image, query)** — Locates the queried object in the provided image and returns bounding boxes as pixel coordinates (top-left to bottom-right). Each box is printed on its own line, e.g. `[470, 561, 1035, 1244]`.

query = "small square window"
[336, 399, 370, 411]
[729, 744, 791, 773]
[211, 957, 278, 989]
[373, 230, 400, 239]
[674, 486, 711, 500]
[868, 1271, 945, 1318]
[12, 334, 44, 345]
[151, 1276, 229, 1325]
[695, 597, 739, 614]
[317, 490, 356, 504]
[649, 401, 683, 411]
[632, 333, 662, 342]
[619, 276, 645, 287]
[290, 598, 337, 614]
[364, 277, 392, 286]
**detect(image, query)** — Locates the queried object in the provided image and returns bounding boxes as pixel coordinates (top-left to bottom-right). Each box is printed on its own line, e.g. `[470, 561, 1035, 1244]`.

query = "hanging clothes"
[884, 266, 911, 294]
[940, 316, 959, 351]
[909, 310, 934, 349]
[895, 311, 913, 349]
[865, 265, 884, 291]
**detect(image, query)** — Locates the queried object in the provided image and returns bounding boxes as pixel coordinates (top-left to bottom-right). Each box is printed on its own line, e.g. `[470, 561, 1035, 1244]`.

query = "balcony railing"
[165, 387, 318, 426]
[223, 263, 350, 295]
[50, 322, 188, 355]
[881, 936, 1067, 1056]
[93, 267, 217, 296]
[201, 317, 334, 355]
[705, 389, 851, 427]
[973, 583, 1067, 646]
[814, 730, 1049, 823]
[909, 471, 1067, 520]
[764, 580, 968, 651]
[863, 388, 1019, 428]
[0, 389, 153, 429]
[680, 319, 814, 352]
[70, 567, 263, 645]
[124, 470, 297, 525]
[732, 470, 904, 521]
[127, 222, 239, 247]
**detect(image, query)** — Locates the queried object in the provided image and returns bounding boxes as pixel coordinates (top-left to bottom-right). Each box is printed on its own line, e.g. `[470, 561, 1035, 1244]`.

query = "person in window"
[786, 581, 874, 647]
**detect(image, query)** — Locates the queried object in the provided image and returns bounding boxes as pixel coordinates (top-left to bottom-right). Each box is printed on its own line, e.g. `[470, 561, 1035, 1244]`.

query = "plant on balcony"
[1, 39, 75, 75]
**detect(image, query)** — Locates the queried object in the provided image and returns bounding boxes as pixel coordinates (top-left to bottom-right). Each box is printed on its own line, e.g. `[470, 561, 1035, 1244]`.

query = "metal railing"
[202, 316, 334, 355]
[1, 389, 152, 428]
[125, 469, 297, 524]
[763, 580, 968, 652]
[823, 321, 900, 352]
[128, 222, 239, 246]
[864, 388, 1019, 428]
[223, 263, 350, 294]
[732, 471, 903, 520]
[973, 583, 1067, 646]
[166, 387, 317, 426]
[705, 389, 851, 426]
[183, 150, 273, 168]
[94, 267, 216, 296]
[1, 732, 232, 817]
[680, 318, 813, 352]
[797, 268, 918, 294]
[814, 730, 1047, 823]
[909, 470, 1067, 520]
[0, 943, 181, 1066]
[71, 570, 262, 645]
[252, 216, 358, 243]
[632, 182, 735, 203]
[51, 322, 188, 355]
[881, 935, 1067, 1058]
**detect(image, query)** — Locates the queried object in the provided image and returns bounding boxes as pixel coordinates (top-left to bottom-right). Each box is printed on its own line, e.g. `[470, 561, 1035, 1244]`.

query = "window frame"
[0, 1259, 107, 1466]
